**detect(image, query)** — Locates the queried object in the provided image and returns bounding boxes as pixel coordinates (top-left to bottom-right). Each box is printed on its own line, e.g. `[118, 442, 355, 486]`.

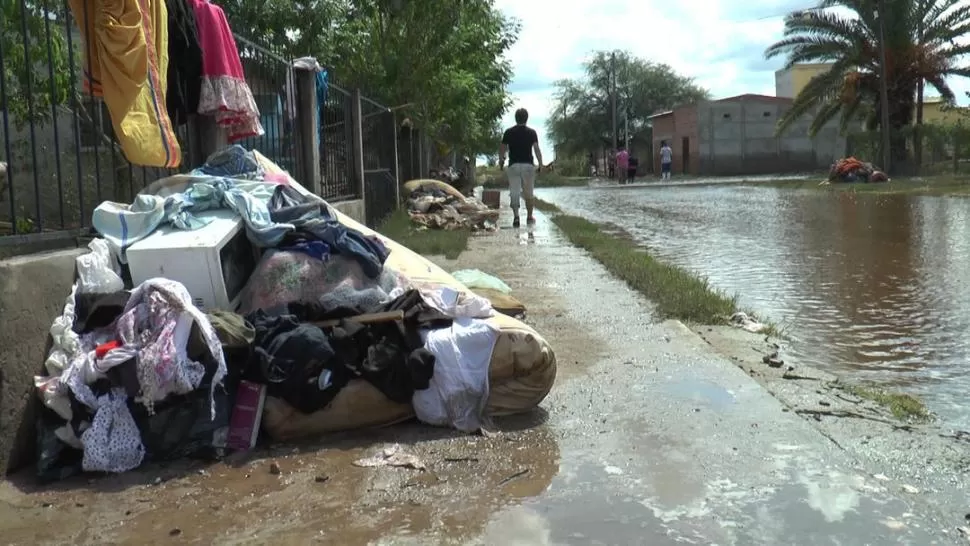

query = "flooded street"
[543, 183, 970, 428]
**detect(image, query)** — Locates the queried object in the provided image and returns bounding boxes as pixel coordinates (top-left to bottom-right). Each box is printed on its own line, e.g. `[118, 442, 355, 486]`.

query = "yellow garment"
[69, 0, 181, 168]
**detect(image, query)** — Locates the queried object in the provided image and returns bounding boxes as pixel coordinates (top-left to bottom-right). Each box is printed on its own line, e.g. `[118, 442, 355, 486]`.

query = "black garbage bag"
[131, 383, 233, 463]
[35, 407, 83, 485]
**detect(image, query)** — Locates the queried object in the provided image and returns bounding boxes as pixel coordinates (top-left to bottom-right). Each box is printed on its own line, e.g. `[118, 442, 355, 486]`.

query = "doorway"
[681, 136, 690, 175]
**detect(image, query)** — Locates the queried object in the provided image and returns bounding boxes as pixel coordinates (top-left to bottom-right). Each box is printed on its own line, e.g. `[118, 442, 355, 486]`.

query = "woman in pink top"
[615, 147, 630, 184]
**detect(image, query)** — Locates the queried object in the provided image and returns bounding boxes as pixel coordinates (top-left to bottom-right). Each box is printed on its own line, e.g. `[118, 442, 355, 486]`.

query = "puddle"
[0, 420, 562, 545]
[665, 379, 737, 409]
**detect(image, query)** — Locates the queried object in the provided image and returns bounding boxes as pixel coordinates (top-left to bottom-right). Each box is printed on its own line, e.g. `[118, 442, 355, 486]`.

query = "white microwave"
[125, 209, 259, 312]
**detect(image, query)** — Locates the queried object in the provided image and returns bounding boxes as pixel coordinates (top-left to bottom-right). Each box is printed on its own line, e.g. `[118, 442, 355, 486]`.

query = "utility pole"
[877, 0, 892, 173]
[624, 112, 629, 149]
[610, 51, 618, 151]
[915, 1, 925, 170]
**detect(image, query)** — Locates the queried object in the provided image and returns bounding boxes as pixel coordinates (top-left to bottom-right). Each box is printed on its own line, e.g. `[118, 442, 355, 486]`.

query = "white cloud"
[493, 0, 970, 160]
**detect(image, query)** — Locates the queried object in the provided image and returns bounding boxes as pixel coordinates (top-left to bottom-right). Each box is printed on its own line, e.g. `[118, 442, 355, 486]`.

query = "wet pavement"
[0, 195, 962, 545]
[543, 183, 970, 430]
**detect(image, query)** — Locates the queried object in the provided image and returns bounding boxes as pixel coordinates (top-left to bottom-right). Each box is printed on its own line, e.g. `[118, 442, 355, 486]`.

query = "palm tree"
[764, 0, 970, 172]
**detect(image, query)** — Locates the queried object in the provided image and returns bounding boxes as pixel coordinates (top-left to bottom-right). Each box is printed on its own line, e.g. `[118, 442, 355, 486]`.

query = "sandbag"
[251, 156, 557, 442]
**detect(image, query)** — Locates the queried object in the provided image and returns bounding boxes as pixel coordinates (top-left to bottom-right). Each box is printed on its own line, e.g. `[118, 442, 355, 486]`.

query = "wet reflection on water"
[544, 184, 970, 428]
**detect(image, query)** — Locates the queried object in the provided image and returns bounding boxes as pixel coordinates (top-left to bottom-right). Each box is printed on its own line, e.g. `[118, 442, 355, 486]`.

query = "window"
[722, 113, 731, 119]
[763, 111, 772, 117]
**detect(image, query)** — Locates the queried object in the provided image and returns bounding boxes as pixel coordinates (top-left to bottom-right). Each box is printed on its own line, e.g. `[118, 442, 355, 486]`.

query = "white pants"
[506, 163, 536, 212]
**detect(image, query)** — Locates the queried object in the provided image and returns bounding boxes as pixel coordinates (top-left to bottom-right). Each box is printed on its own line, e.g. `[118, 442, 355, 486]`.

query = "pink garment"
[190, 0, 264, 142]
[616, 150, 629, 169]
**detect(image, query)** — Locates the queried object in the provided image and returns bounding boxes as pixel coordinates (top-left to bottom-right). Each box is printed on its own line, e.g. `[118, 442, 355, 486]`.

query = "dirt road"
[0, 199, 965, 545]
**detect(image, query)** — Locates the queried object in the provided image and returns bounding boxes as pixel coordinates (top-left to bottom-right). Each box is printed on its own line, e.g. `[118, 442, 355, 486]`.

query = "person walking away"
[660, 141, 673, 180]
[627, 154, 638, 183]
[615, 146, 629, 184]
[499, 108, 544, 228]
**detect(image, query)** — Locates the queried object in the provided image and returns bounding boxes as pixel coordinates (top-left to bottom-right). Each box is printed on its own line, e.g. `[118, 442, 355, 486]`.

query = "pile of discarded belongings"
[32, 145, 556, 483]
[404, 179, 500, 232]
[826, 156, 889, 184]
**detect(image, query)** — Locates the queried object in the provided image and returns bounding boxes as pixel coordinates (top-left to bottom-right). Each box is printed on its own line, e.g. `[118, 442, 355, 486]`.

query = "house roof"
[714, 93, 793, 104]
[647, 110, 674, 119]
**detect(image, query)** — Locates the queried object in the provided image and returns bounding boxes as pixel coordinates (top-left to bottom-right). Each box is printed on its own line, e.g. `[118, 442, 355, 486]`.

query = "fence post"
[391, 112, 401, 206]
[293, 61, 322, 194]
[195, 117, 227, 162]
[351, 88, 366, 217]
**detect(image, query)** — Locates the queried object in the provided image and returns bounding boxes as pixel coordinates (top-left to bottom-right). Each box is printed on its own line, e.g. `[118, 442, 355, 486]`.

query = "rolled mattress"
[258, 176, 557, 441]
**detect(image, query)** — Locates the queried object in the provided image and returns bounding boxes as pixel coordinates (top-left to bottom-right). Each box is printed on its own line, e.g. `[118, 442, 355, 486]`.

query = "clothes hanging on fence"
[165, 0, 203, 125]
[190, 0, 264, 142]
[68, 0, 182, 168]
[316, 69, 329, 146]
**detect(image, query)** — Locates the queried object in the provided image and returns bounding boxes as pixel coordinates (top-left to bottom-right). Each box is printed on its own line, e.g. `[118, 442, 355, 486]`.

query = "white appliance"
[126, 209, 259, 312]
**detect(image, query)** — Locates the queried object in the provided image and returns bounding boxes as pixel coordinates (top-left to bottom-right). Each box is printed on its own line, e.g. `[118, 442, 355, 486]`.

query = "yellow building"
[776, 63, 970, 126]
[919, 96, 970, 126]
[774, 63, 831, 99]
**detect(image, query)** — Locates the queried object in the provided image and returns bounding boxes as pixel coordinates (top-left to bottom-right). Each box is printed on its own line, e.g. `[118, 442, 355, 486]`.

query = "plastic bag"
[452, 269, 512, 295]
[75, 239, 124, 294]
[237, 250, 407, 313]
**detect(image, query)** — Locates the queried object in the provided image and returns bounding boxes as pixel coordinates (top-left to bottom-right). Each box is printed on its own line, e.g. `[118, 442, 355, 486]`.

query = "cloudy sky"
[492, 0, 970, 159]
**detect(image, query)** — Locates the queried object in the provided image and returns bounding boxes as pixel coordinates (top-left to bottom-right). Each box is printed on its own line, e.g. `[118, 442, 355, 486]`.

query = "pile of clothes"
[32, 146, 514, 482]
[406, 182, 499, 232]
[827, 156, 889, 183]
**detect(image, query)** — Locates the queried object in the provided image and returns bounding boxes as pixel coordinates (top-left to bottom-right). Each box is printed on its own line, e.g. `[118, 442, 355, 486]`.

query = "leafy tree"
[222, 0, 519, 157]
[546, 50, 708, 157]
[764, 0, 970, 171]
[0, 0, 72, 129]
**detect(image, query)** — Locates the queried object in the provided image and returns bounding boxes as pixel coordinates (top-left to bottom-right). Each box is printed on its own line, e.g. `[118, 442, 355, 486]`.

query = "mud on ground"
[0, 215, 608, 546]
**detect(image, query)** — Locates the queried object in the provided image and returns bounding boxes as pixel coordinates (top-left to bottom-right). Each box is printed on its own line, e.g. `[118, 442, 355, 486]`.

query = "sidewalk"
[0, 193, 958, 545]
[420, 192, 955, 545]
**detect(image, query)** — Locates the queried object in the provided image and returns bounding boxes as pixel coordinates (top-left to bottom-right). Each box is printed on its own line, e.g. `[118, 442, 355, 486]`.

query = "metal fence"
[0, 0, 193, 244]
[1, 0, 400, 252]
[360, 96, 398, 227]
[319, 75, 357, 201]
[846, 125, 970, 175]
[231, 34, 300, 180]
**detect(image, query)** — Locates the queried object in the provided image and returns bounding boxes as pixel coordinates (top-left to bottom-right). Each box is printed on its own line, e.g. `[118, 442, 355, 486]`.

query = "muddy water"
[543, 184, 970, 428]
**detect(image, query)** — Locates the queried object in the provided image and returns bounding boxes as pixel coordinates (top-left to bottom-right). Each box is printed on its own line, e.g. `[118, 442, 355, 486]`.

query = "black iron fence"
[1, 0, 400, 252]
[319, 75, 357, 201]
[0, 0, 194, 243]
[360, 96, 397, 227]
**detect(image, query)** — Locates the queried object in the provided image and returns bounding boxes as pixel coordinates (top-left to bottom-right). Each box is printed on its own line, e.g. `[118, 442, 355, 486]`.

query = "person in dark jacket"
[627, 155, 638, 183]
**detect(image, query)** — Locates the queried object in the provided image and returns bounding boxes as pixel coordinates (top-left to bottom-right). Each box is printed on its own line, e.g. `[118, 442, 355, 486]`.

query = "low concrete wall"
[331, 199, 365, 224]
[0, 248, 85, 474]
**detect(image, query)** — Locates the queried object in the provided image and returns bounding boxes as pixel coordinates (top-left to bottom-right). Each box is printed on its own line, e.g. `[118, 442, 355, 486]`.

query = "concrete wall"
[697, 96, 846, 176]
[651, 105, 700, 175]
[331, 198, 365, 224]
[0, 248, 84, 474]
[775, 69, 794, 99]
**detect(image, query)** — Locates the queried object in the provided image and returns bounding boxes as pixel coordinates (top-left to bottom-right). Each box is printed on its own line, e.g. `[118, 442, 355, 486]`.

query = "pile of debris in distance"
[405, 180, 499, 232]
[827, 156, 889, 183]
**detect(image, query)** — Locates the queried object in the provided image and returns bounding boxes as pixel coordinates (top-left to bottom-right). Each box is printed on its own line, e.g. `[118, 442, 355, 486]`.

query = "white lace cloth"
[39, 278, 228, 474]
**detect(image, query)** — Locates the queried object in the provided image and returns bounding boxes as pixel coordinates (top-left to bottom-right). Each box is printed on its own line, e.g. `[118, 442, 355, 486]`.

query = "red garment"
[190, 0, 264, 142]
[95, 340, 123, 359]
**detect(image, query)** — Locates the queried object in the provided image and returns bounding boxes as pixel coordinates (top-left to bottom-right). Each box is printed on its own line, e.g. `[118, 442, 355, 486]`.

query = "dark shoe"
[526, 216, 536, 225]
[512, 217, 520, 228]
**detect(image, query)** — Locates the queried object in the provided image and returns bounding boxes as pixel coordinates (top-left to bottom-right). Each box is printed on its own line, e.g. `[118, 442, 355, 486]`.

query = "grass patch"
[840, 384, 931, 422]
[533, 197, 738, 324]
[744, 175, 970, 196]
[378, 208, 469, 259]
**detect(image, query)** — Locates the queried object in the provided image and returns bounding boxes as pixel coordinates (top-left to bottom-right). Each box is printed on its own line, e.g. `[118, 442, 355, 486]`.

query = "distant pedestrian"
[627, 155, 638, 183]
[660, 141, 673, 180]
[499, 107, 544, 228]
[615, 146, 629, 184]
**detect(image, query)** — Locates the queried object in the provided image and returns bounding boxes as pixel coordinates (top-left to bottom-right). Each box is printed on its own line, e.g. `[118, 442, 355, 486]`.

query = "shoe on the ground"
[526, 216, 536, 225]
[512, 217, 520, 228]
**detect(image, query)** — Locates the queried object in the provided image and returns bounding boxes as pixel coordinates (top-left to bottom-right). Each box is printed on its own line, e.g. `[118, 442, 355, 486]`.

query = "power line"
[743, 5, 830, 22]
